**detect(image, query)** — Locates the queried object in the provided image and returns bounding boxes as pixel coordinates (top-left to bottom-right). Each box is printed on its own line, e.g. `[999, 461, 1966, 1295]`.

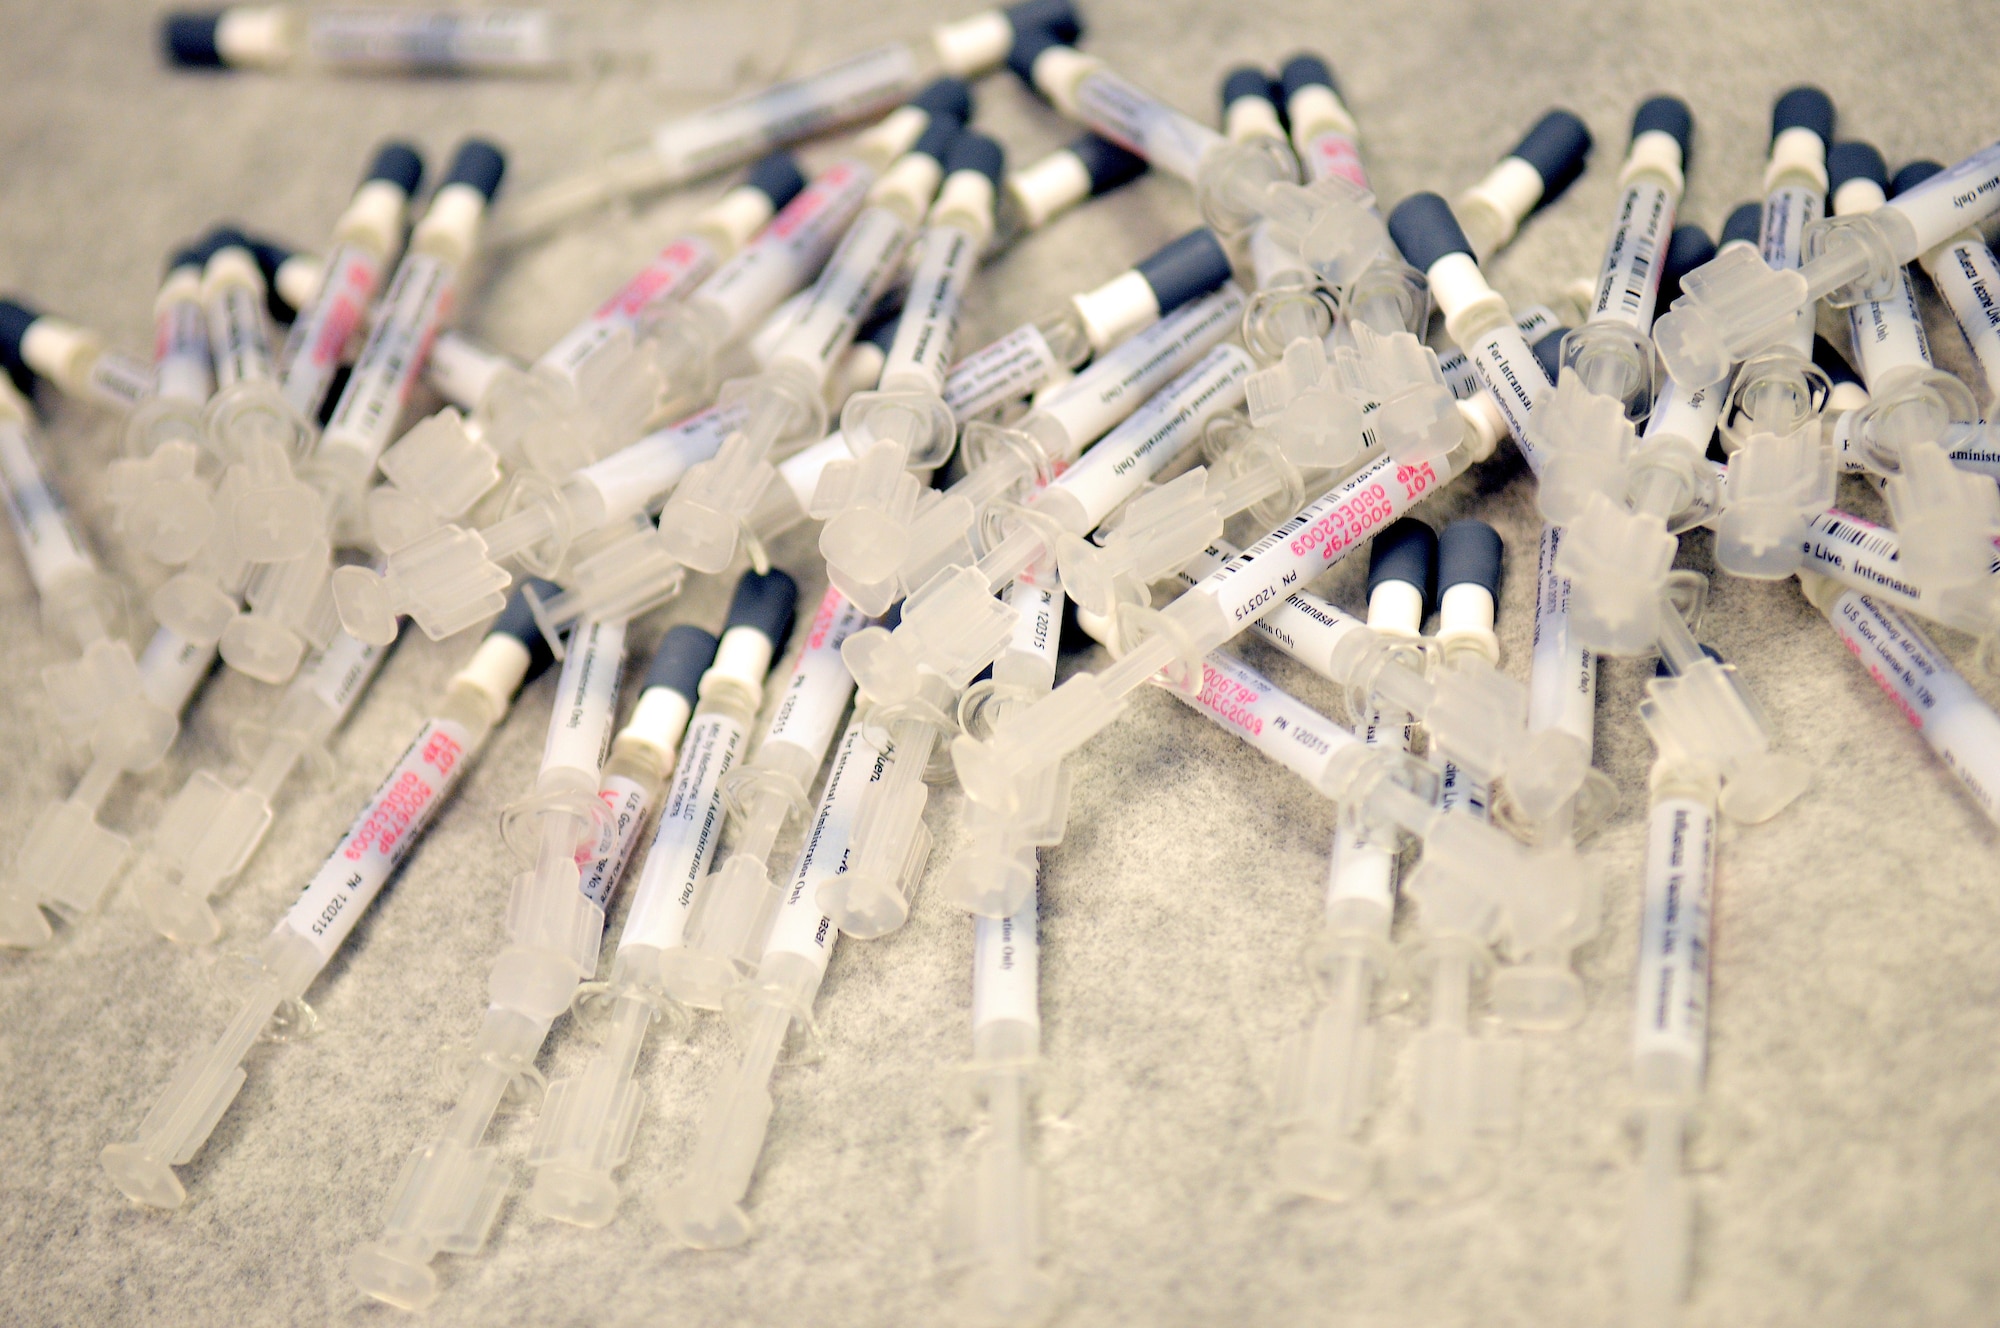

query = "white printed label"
[579, 773, 654, 910]
[1302, 130, 1368, 190]
[1641, 367, 1726, 448]
[137, 627, 216, 714]
[1848, 269, 1932, 388]
[88, 351, 155, 412]
[1528, 525, 1597, 753]
[772, 206, 910, 381]
[304, 631, 388, 720]
[1204, 452, 1443, 627]
[971, 898, 1039, 1032]
[1006, 569, 1061, 677]
[1072, 69, 1223, 184]
[617, 711, 746, 954]
[1827, 590, 2000, 824]
[1761, 186, 1822, 356]
[1633, 795, 1716, 1072]
[1931, 238, 2000, 396]
[650, 45, 917, 181]
[306, 9, 561, 71]
[580, 402, 744, 523]
[281, 716, 474, 960]
[539, 235, 721, 385]
[1592, 179, 1674, 332]
[1183, 650, 1357, 789]
[1053, 344, 1251, 527]
[697, 159, 873, 342]
[324, 251, 454, 466]
[0, 421, 94, 592]
[1173, 541, 1369, 684]
[1466, 320, 1555, 473]
[541, 618, 626, 783]
[942, 323, 1059, 423]
[1887, 139, 2000, 254]
[154, 295, 213, 405]
[1437, 759, 1491, 821]
[1436, 306, 1557, 400]
[280, 241, 383, 420]
[760, 588, 867, 763]
[764, 718, 887, 972]
[885, 225, 977, 393]
[1036, 285, 1245, 461]
[209, 284, 275, 391]
[1798, 509, 1927, 612]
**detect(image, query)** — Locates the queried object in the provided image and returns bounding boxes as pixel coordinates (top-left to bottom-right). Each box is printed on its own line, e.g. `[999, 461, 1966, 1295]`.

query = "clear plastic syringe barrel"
[122, 258, 214, 462]
[945, 894, 1056, 1324]
[657, 716, 881, 1250]
[1658, 140, 2000, 388]
[0, 388, 123, 649]
[1625, 765, 1718, 1324]
[349, 617, 624, 1309]
[136, 628, 391, 945]
[1562, 103, 1689, 416]
[298, 7, 584, 75]
[499, 45, 917, 240]
[840, 218, 982, 464]
[670, 590, 867, 1004]
[101, 659, 513, 1211]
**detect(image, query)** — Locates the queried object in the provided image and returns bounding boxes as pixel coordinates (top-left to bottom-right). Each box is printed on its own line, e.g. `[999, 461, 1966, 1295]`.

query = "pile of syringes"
[0, 4, 1994, 1325]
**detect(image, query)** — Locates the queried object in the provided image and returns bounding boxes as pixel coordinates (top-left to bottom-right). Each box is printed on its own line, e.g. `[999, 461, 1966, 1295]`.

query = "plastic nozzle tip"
[645, 624, 720, 709]
[1438, 519, 1505, 598]
[365, 141, 426, 196]
[0, 296, 41, 360]
[1509, 109, 1594, 204]
[743, 152, 808, 211]
[1278, 52, 1337, 100]
[240, 235, 298, 316]
[442, 139, 508, 202]
[1221, 65, 1276, 114]
[1005, 24, 1068, 88]
[1631, 96, 1694, 160]
[1772, 86, 1836, 148]
[161, 11, 225, 67]
[945, 133, 1007, 189]
[1135, 228, 1233, 314]
[726, 567, 802, 654]
[1827, 141, 1889, 193]
[1003, 0, 1083, 44]
[860, 304, 901, 352]
[1720, 201, 1764, 250]
[1529, 327, 1567, 384]
[1891, 159, 1946, 198]
[165, 240, 207, 276]
[1659, 224, 1717, 308]
[1068, 133, 1148, 194]
[1367, 517, 1440, 609]
[496, 578, 562, 683]
[909, 76, 975, 127]
[1387, 193, 1473, 272]
[1811, 335, 1863, 390]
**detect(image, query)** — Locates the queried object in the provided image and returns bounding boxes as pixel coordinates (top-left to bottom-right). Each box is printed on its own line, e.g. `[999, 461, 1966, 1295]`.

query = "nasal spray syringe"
[135, 628, 394, 945]
[349, 609, 633, 1310]
[814, 134, 1007, 575]
[1270, 519, 1436, 1203]
[1654, 128, 2000, 390]
[1451, 109, 1596, 264]
[517, 627, 717, 1227]
[657, 111, 965, 575]
[1900, 157, 2000, 405]
[1624, 653, 1724, 1328]
[100, 581, 560, 1211]
[0, 296, 153, 415]
[657, 713, 899, 1250]
[526, 576, 802, 1227]
[496, 0, 1081, 242]
[160, 5, 653, 78]
[658, 583, 856, 1011]
[369, 153, 812, 553]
